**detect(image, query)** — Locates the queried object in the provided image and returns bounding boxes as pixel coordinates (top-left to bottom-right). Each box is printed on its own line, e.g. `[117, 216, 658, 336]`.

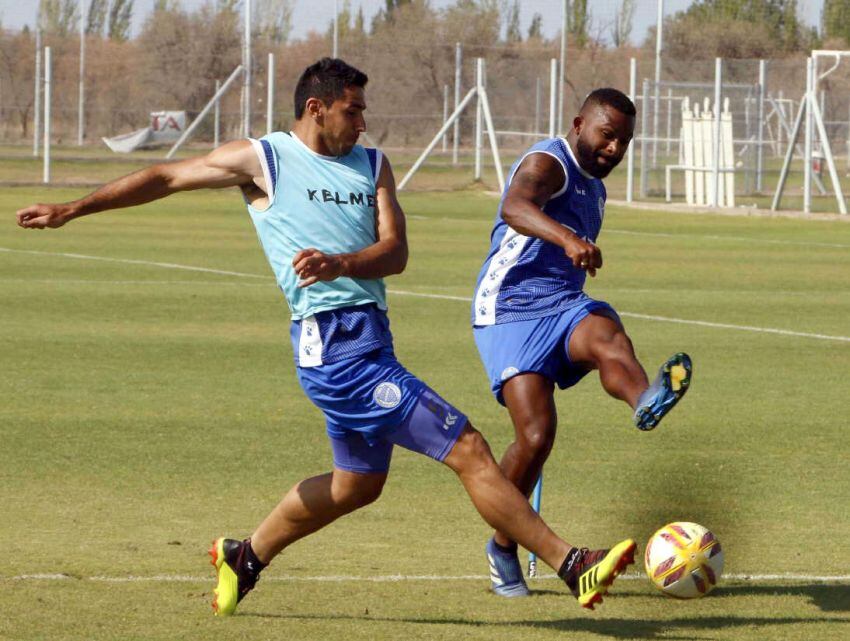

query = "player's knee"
[461, 425, 494, 461]
[516, 418, 556, 458]
[334, 474, 386, 510]
[445, 424, 497, 475]
[593, 330, 635, 364]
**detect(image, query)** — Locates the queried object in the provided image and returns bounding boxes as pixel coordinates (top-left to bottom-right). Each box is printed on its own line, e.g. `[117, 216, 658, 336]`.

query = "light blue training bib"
[246, 131, 386, 320]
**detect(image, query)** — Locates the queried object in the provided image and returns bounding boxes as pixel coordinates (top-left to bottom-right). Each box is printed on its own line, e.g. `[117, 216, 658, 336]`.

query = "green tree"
[108, 0, 133, 41]
[257, 0, 293, 43]
[86, 0, 108, 35]
[527, 12, 543, 41]
[354, 5, 366, 34]
[38, 0, 78, 36]
[569, 0, 589, 49]
[441, 0, 500, 48]
[137, 1, 241, 109]
[217, 0, 242, 13]
[611, 0, 634, 47]
[153, 0, 180, 10]
[822, 0, 850, 45]
[661, 0, 810, 58]
[377, 0, 411, 24]
[505, 0, 521, 43]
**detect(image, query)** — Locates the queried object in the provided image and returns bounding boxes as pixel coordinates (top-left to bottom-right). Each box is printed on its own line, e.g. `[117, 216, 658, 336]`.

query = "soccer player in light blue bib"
[17, 60, 637, 615]
[472, 89, 693, 597]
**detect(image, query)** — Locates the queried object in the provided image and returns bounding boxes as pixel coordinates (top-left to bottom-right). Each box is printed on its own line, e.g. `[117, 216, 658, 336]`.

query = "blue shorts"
[473, 295, 619, 405]
[296, 347, 467, 473]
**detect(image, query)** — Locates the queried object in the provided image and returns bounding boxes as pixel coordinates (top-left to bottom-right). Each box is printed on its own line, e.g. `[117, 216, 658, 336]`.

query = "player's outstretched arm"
[293, 156, 408, 287]
[16, 140, 262, 230]
[501, 153, 602, 276]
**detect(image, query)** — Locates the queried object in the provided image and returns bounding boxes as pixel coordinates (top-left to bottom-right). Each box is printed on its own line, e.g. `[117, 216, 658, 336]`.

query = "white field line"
[603, 228, 850, 249]
[619, 312, 850, 343]
[3, 247, 849, 344]
[0, 278, 274, 286]
[0, 278, 829, 298]
[7, 572, 850, 584]
[403, 216, 850, 250]
[0, 247, 269, 279]
[388, 290, 850, 343]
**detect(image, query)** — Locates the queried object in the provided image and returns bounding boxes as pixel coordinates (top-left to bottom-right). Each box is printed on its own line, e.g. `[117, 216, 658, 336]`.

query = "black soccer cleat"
[560, 539, 636, 609]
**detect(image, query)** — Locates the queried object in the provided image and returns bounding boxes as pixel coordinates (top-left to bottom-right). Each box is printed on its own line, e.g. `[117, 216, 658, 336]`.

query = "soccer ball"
[644, 522, 724, 598]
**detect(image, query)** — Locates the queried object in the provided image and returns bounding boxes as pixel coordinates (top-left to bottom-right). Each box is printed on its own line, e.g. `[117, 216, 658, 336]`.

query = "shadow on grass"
[549, 582, 850, 613]
[716, 583, 850, 612]
[243, 612, 846, 639]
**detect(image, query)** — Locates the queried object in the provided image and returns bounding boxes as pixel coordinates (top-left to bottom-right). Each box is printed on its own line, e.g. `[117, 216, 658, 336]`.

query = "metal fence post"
[640, 78, 649, 198]
[452, 42, 462, 165]
[627, 58, 636, 203]
[43, 46, 51, 184]
[33, 29, 41, 156]
[712, 57, 722, 207]
[756, 59, 766, 192]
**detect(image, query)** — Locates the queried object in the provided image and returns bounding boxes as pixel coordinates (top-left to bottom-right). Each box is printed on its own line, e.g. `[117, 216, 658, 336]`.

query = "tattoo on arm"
[508, 154, 565, 207]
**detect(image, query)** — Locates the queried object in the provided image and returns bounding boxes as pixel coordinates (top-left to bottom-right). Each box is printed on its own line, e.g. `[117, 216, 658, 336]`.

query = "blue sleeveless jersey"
[472, 137, 607, 326]
[246, 132, 392, 367]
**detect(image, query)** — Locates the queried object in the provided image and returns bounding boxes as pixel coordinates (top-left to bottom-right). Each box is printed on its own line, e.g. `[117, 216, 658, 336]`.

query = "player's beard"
[576, 135, 616, 179]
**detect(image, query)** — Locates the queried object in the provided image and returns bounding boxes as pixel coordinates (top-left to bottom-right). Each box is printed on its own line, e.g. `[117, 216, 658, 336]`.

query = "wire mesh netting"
[1, 0, 847, 212]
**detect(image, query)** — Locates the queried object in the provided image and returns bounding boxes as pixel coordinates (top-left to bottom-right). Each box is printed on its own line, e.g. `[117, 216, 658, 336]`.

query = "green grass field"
[2, 185, 849, 640]
[3, 142, 850, 213]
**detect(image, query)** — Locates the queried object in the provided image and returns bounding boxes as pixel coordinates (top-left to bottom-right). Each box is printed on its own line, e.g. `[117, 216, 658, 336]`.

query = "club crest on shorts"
[500, 366, 519, 381]
[373, 382, 402, 408]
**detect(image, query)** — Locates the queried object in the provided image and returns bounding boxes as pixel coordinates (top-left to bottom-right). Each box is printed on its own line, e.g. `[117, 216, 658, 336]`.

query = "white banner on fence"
[103, 111, 188, 153]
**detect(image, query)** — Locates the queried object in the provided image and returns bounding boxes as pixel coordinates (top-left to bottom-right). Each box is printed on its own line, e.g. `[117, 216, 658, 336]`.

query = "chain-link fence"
[1, 1, 848, 212]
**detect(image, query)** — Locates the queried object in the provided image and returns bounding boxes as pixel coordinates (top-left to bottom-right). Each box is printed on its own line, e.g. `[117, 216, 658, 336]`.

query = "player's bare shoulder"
[205, 139, 269, 208]
[509, 153, 566, 205]
[374, 150, 396, 193]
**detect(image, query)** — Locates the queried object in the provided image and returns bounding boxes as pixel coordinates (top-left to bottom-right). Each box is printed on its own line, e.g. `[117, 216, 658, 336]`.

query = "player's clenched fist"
[562, 232, 602, 277]
[292, 248, 346, 287]
[16, 203, 74, 230]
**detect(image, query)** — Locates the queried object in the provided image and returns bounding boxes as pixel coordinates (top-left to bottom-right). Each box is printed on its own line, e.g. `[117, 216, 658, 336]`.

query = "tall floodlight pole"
[267, 53, 275, 134]
[43, 46, 52, 184]
[333, 0, 339, 58]
[627, 57, 636, 203]
[712, 57, 722, 208]
[33, 28, 42, 156]
[243, 0, 252, 137]
[474, 58, 483, 181]
[452, 42, 462, 165]
[640, 78, 649, 197]
[757, 59, 766, 192]
[534, 76, 541, 135]
[549, 58, 557, 138]
[78, 0, 88, 146]
[442, 84, 449, 152]
[214, 79, 221, 147]
[652, 0, 663, 166]
[557, 0, 567, 135]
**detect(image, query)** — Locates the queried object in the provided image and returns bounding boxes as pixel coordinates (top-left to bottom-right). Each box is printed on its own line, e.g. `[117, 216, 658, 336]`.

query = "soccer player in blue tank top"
[17, 60, 635, 614]
[473, 89, 693, 597]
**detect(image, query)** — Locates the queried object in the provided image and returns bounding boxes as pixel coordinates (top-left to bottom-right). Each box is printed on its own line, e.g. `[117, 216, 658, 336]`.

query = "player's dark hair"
[581, 88, 636, 117]
[294, 58, 368, 119]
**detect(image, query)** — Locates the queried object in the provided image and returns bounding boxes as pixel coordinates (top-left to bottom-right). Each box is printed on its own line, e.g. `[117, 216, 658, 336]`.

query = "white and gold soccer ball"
[644, 522, 724, 598]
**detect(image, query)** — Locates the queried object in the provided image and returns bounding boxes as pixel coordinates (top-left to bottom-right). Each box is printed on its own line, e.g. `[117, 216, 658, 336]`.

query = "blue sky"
[0, 0, 824, 43]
